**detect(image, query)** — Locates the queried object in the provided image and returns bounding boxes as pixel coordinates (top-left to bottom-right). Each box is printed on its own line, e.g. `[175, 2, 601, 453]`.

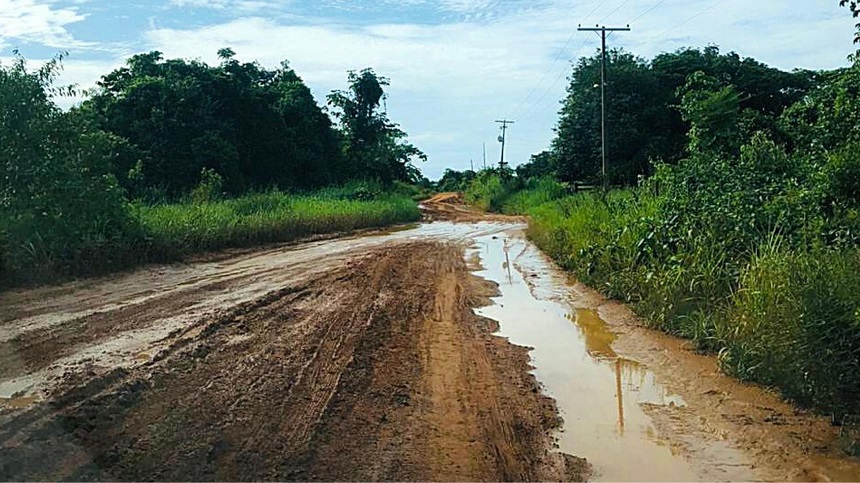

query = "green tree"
[678, 71, 743, 156]
[552, 49, 671, 185]
[436, 168, 477, 192]
[840, 0, 860, 61]
[327, 69, 426, 183]
[0, 54, 134, 281]
[516, 150, 556, 180]
[82, 50, 344, 198]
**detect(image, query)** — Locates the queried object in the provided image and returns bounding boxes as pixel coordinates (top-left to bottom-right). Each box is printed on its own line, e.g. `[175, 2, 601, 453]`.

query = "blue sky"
[1, 0, 856, 179]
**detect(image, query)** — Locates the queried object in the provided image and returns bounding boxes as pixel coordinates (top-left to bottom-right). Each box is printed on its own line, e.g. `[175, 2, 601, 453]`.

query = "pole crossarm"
[495, 119, 515, 170]
[577, 26, 631, 32]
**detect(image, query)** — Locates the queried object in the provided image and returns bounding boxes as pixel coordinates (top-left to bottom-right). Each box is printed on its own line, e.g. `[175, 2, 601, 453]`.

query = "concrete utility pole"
[577, 24, 630, 192]
[495, 119, 515, 170]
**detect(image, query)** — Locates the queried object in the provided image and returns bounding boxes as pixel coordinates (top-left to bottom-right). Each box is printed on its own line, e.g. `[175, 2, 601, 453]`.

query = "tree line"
[0, 50, 425, 284]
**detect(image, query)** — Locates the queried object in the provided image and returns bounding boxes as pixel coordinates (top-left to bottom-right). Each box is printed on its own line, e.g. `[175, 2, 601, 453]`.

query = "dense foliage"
[82, 49, 346, 198]
[327, 69, 426, 184]
[0, 54, 139, 280]
[509, 59, 860, 420]
[0, 52, 424, 286]
[548, 46, 811, 185]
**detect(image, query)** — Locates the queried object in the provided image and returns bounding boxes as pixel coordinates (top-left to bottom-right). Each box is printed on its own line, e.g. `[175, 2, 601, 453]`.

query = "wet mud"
[0, 230, 581, 481]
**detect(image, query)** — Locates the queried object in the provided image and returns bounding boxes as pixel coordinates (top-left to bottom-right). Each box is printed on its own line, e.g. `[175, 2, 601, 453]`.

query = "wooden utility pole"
[577, 24, 630, 192]
[495, 119, 515, 170]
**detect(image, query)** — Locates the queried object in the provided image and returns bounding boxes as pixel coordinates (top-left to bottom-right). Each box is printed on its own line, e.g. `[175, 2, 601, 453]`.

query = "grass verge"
[525, 190, 860, 420]
[1, 188, 420, 288]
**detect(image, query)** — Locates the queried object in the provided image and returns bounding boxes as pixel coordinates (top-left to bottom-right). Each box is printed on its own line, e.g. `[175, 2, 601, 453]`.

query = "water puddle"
[471, 233, 698, 482]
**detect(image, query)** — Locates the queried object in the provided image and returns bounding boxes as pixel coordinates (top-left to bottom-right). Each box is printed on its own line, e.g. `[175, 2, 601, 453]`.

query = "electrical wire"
[506, 0, 611, 119]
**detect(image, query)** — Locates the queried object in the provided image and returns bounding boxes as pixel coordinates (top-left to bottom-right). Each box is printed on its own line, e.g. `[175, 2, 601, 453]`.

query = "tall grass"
[464, 173, 567, 215]
[526, 189, 860, 418]
[726, 245, 860, 416]
[135, 190, 420, 259]
[1, 187, 420, 287]
[500, 177, 568, 215]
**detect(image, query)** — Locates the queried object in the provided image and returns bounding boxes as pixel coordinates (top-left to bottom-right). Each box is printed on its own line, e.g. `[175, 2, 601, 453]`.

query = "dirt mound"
[421, 192, 523, 223]
[0, 241, 585, 481]
[424, 192, 467, 205]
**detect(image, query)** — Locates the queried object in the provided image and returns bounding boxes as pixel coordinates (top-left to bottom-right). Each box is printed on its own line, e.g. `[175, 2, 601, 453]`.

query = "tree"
[840, 0, 860, 61]
[327, 69, 426, 183]
[516, 151, 556, 180]
[549, 46, 812, 186]
[0, 54, 134, 280]
[678, 71, 742, 156]
[82, 50, 344, 198]
[436, 168, 477, 192]
[552, 49, 669, 185]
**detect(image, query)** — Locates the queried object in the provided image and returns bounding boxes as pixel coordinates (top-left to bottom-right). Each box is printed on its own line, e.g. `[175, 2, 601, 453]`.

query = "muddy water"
[470, 231, 744, 482]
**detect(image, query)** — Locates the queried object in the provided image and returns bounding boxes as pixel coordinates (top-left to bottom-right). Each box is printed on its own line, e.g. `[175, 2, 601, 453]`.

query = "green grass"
[500, 177, 568, 215]
[135, 190, 421, 258]
[0, 187, 420, 287]
[525, 189, 860, 419]
[464, 173, 567, 214]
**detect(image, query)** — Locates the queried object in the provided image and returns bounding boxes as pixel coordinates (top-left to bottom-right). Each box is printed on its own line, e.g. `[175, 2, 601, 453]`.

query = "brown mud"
[421, 192, 524, 223]
[0, 232, 583, 480]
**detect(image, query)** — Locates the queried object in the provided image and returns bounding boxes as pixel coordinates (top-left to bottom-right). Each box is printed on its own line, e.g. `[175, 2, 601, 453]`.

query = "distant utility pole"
[482, 143, 487, 170]
[578, 24, 630, 192]
[495, 119, 515, 170]
[470, 159, 474, 172]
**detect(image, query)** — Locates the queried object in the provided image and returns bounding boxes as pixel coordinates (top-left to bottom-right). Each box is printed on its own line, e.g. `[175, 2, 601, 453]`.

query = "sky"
[1, 0, 856, 180]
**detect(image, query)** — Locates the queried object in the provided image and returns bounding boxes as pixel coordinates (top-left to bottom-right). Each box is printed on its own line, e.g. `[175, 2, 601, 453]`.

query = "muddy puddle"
[470, 231, 753, 482]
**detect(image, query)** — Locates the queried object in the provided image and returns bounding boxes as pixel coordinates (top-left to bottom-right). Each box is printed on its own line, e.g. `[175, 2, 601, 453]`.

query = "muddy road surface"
[2, 196, 860, 481]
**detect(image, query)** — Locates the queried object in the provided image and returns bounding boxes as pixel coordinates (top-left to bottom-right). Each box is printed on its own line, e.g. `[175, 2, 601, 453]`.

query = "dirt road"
[1, 195, 859, 481]
[0, 198, 583, 481]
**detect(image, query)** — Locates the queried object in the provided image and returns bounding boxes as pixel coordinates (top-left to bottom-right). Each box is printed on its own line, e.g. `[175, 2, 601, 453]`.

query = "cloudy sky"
[1, 0, 856, 179]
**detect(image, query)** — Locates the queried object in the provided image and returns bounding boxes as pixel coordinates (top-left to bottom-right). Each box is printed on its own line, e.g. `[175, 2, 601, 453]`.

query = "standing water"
[471, 230, 699, 482]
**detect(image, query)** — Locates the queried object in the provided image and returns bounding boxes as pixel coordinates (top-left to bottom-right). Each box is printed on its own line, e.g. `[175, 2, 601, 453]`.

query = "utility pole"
[482, 142, 487, 170]
[470, 159, 474, 172]
[495, 119, 515, 171]
[578, 24, 630, 192]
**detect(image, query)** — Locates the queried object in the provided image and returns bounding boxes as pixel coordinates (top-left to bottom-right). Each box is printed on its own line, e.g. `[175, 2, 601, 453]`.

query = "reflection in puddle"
[472, 233, 697, 482]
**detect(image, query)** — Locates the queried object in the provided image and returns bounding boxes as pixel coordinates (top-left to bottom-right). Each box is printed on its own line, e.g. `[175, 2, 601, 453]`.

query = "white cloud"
[169, 0, 281, 12]
[0, 0, 90, 49]
[12, 0, 858, 179]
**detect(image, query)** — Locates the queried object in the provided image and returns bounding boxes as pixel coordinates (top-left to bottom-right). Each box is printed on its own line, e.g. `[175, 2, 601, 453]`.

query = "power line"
[513, 0, 638, 122]
[508, 0, 611, 119]
[630, 0, 670, 23]
[652, 0, 729, 39]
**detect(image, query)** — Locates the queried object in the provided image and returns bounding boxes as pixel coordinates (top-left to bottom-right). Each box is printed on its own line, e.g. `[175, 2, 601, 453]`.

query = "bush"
[0, 56, 138, 284]
[500, 177, 568, 215]
[726, 245, 860, 416]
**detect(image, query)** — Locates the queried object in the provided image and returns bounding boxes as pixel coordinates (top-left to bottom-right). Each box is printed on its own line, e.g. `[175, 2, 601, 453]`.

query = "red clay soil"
[0, 242, 586, 481]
